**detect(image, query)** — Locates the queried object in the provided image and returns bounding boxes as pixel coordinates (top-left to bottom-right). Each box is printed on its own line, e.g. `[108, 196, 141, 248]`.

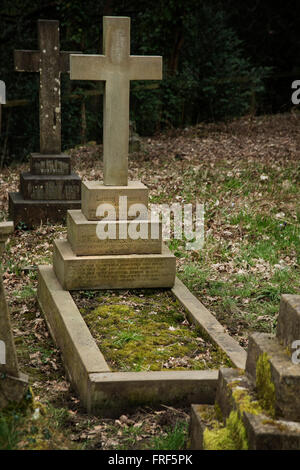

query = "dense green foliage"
[0, 1, 297, 162]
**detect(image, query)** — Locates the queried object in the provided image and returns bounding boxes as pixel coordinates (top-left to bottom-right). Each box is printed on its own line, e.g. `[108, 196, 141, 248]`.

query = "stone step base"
[20, 172, 81, 201]
[216, 368, 258, 420]
[276, 294, 300, 347]
[8, 192, 81, 227]
[246, 333, 300, 421]
[189, 404, 216, 450]
[0, 372, 29, 410]
[53, 238, 176, 290]
[67, 209, 162, 256]
[82, 180, 149, 221]
[30, 153, 72, 175]
[189, 402, 300, 450]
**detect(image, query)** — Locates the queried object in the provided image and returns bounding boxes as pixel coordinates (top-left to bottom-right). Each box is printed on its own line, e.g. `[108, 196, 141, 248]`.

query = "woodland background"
[0, 0, 300, 163]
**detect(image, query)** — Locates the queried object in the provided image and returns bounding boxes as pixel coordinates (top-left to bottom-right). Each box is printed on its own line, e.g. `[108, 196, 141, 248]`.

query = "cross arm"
[70, 54, 107, 80]
[60, 51, 82, 74]
[129, 56, 162, 80]
[14, 50, 40, 72]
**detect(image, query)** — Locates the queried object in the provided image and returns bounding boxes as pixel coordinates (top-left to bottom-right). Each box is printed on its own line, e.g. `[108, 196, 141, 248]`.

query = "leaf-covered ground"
[0, 111, 299, 449]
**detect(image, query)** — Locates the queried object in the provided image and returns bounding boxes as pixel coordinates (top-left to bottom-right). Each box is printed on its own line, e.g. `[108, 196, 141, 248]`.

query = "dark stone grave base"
[9, 192, 81, 227]
[20, 173, 81, 201]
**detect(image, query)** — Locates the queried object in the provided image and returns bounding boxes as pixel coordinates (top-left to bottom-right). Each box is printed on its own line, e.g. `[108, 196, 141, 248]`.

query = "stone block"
[8, 192, 81, 227]
[30, 153, 71, 175]
[81, 180, 148, 221]
[189, 404, 212, 450]
[89, 370, 217, 417]
[0, 373, 29, 410]
[67, 209, 162, 256]
[276, 294, 300, 348]
[20, 173, 81, 201]
[246, 332, 300, 421]
[215, 368, 254, 420]
[243, 411, 300, 450]
[53, 239, 176, 290]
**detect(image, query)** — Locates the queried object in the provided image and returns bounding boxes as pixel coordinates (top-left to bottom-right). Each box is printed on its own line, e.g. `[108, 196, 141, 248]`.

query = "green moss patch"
[72, 289, 232, 372]
[256, 352, 276, 418]
[203, 410, 248, 450]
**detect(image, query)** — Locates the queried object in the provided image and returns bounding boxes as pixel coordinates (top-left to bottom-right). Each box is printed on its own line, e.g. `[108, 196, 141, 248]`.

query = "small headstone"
[0, 222, 28, 409]
[9, 20, 81, 227]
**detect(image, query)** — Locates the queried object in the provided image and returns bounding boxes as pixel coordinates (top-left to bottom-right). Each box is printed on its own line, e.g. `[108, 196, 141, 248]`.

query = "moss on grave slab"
[74, 289, 233, 372]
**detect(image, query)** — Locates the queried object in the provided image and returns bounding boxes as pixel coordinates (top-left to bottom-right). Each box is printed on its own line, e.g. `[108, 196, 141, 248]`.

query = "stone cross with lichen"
[14, 20, 77, 154]
[70, 16, 162, 186]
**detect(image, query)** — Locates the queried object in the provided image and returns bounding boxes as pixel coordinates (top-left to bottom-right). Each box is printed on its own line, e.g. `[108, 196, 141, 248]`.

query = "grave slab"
[53, 239, 176, 290]
[67, 209, 162, 255]
[37, 265, 247, 416]
[81, 180, 148, 220]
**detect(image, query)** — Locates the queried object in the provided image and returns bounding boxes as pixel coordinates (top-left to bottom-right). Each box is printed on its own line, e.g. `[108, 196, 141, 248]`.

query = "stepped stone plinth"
[37, 16, 175, 291]
[189, 294, 300, 450]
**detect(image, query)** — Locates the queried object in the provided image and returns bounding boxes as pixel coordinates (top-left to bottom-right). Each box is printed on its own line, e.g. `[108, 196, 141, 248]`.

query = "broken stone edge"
[37, 265, 246, 416]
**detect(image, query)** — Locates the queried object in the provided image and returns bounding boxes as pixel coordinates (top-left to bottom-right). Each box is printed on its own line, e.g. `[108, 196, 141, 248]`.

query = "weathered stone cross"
[14, 20, 77, 154]
[70, 16, 162, 186]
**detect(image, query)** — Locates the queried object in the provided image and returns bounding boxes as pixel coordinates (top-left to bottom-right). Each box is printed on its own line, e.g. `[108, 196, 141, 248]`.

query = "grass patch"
[149, 421, 188, 450]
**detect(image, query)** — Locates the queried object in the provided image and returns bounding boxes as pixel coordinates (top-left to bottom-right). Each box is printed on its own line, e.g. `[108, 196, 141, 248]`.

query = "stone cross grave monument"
[9, 20, 81, 227]
[0, 222, 28, 409]
[38, 16, 176, 290]
[0, 80, 5, 133]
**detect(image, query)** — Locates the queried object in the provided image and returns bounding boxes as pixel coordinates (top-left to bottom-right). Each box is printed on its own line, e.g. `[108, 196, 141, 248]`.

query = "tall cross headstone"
[9, 20, 82, 227]
[0, 80, 5, 133]
[15, 19, 76, 154]
[0, 222, 28, 408]
[70, 16, 162, 186]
